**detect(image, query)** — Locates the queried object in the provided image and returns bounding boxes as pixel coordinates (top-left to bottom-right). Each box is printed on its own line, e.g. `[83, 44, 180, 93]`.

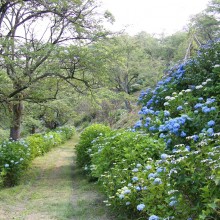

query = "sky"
[100, 0, 210, 36]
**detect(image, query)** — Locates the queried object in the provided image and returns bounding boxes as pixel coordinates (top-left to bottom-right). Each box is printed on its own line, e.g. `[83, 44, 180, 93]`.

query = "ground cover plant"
[77, 39, 220, 219]
[0, 126, 75, 187]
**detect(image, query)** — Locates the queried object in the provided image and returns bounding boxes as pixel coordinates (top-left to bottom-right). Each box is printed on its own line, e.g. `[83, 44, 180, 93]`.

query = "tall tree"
[188, 0, 220, 43]
[0, 0, 112, 140]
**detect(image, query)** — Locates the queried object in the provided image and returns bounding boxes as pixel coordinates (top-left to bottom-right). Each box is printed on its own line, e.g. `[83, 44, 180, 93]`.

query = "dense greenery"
[0, 0, 220, 219]
[76, 39, 220, 220]
[0, 126, 75, 187]
[76, 124, 111, 169]
[0, 0, 113, 140]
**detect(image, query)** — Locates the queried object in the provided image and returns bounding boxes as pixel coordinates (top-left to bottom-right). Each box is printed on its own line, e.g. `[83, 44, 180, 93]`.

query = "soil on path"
[0, 136, 116, 220]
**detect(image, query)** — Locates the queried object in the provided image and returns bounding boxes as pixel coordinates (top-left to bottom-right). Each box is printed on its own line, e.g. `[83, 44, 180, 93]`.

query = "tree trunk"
[31, 126, 36, 134]
[125, 99, 132, 112]
[10, 101, 23, 140]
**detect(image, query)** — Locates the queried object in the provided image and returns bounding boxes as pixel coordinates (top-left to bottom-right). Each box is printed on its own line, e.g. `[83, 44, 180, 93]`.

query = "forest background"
[0, 0, 219, 141]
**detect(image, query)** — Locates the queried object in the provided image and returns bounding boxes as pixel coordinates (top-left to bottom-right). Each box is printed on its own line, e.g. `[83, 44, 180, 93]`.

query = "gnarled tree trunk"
[9, 101, 24, 140]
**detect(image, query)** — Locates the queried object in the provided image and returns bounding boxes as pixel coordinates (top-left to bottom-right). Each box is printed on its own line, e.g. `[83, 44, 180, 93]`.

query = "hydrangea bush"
[75, 124, 111, 170]
[0, 126, 75, 187]
[77, 40, 220, 219]
[0, 139, 31, 187]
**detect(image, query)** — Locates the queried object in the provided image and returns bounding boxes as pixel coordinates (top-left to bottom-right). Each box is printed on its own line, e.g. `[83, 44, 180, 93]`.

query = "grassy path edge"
[0, 135, 117, 220]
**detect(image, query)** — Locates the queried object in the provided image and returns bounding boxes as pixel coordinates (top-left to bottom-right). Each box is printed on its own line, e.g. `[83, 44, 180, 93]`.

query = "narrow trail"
[0, 136, 115, 220]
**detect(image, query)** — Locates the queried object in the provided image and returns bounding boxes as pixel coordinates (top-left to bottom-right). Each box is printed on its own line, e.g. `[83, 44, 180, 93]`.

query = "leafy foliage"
[77, 40, 220, 219]
[0, 126, 75, 187]
[75, 124, 111, 169]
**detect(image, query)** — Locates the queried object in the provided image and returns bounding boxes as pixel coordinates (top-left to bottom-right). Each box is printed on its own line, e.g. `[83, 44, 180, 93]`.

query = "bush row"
[0, 126, 75, 187]
[76, 124, 220, 220]
[76, 40, 220, 220]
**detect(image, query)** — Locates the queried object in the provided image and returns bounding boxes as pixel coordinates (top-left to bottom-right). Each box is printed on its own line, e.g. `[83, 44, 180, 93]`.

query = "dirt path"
[0, 136, 115, 220]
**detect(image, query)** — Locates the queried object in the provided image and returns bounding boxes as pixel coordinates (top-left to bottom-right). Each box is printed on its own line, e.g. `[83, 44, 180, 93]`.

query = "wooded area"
[0, 0, 219, 141]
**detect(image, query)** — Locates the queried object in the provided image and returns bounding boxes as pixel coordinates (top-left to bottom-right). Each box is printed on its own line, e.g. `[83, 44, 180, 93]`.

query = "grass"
[0, 135, 127, 220]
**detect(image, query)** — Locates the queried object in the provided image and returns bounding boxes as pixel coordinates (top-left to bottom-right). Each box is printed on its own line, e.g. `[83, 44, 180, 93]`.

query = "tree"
[91, 33, 167, 112]
[187, 0, 220, 43]
[104, 33, 172, 90]
[189, 12, 219, 41]
[207, 0, 220, 17]
[0, 0, 112, 140]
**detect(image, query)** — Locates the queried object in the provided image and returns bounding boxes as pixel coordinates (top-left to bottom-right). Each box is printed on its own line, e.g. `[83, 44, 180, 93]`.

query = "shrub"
[88, 130, 167, 218]
[0, 139, 31, 187]
[55, 126, 76, 141]
[89, 130, 165, 178]
[0, 129, 9, 143]
[26, 134, 47, 157]
[75, 124, 111, 169]
[43, 131, 63, 150]
[0, 126, 74, 187]
[166, 135, 220, 220]
[83, 131, 220, 220]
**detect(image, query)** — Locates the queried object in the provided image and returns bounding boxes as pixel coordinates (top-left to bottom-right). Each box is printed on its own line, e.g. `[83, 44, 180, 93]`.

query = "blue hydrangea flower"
[206, 98, 215, 104]
[164, 110, 170, 117]
[142, 106, 155, 114]
[169, 200, 177, 206]
[180, 131, 186, 137]
[149, 215, 159, 220]
[161, 153, 168, 160]
[177, 106, 183, 111]
[167, 139, 172, 144]
[185, 145, 191, 151]
[194, 103, 203, 109]
[202, 106, 211, 113]
[207, 120, 215, 127]
[148, 173, 156, 179]
[157, 167, 165, 173]
[159, 133, 166, 138]
[134, 120, 142, 129]
[137, 203, 145, 211]
[136, 186, 141, 191]
[146, 117, 151, 122]
[132, 168, 139, 172]
[192, 135, 199, 142]
[153, 178, 162, 185]
[173, 123, 180, 129]
[144, 122, 150, 128]
[132, 176, 138, 182]
[124, 189, 131, 194]
[145, 165, 152, 170]
[210, 107, 216, 111]
[154, 111, 160, 116]
[149, 126, 157, 131]
[207, 128, 214, 136]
